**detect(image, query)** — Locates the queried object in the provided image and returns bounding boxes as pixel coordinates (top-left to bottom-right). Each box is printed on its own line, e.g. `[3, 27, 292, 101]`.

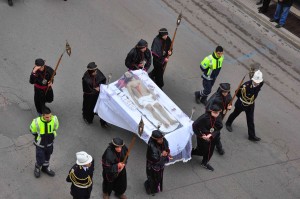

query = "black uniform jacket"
[29, 65, 54, 87]
[82, 69, 106, 94]
[206, 88, 232, 118]
[102, 145, 128, 182]
[151, 36, 171, 64]
[192, 112, 223, 138]
[125, 47, 152, 71]
[146, 137, 170, 169]
[236, 80, 264, 104]
[66, 160, 95, 198]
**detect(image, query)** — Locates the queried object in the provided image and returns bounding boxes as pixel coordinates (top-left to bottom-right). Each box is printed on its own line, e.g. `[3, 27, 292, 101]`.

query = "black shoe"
[226, 124, 232, 132]
[217, 148, 225, 155]
[258, 9, 267, 14]
[270, 18, 279, 23]
[201, 163, 214, 171]
[275, 24, 283, 28]
[101, 123, 110, 128]
[8, 0, 13, 6]
[34, 165, 41, 178]
[248, 136, 261, 141]
[83, 118, 92, 124]
[41, 167, 55, 177]
[194, 92, 200, 104]
[200, 97, 207, 105]
[256, 0, 263, 5]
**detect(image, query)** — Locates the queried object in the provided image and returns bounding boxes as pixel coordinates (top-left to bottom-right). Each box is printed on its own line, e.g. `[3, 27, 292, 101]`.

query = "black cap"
[209, 103, 222, 112]
[87, 62, 97, 70]
[151, 130, 163, 139]
[35, 58, 45, 67]
[111, 137, 124, 147]
[219, 83, 230, 92]
[215, 46, 223, 52]
[159, 28, 168, 37]
[136, 39, 148, 49]
[42, 106, 51, 114]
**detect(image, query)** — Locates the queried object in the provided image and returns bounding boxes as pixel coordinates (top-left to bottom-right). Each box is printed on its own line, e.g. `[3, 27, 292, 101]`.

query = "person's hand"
[95, 87, 100, 92]
[118, 163, 125, 171]
[32, 66, 41, 73]
[227, 104, 232, 110]
[168, 50, 172, 56]
[138, 63, 144, 67]
[47, 81, 53, 87]
[164, 57, 169, 63]
[161, 151, 168, 157]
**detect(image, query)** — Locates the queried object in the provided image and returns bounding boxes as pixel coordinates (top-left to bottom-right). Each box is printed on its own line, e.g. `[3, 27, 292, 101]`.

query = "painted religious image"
[113, 71, 182, 134]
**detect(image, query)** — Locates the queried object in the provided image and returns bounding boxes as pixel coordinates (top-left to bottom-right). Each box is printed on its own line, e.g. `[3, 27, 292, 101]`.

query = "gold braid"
[69, 168, 92, 188]
[241, 86, 254, 106]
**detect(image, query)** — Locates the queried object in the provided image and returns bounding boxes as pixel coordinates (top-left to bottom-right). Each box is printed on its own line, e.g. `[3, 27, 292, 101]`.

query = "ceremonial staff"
[122, 117, 144, 164]
[45, 41, 72, 94]
[162, 12, 182, 74]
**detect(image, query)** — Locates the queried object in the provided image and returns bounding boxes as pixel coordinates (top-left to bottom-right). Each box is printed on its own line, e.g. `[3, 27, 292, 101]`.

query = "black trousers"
[215, 134, 223, 150]
[82, 94, 106, 125]
[192, 136, 216, 164]
[102, 169, 127, 195]
[195, 78, 216, 101]
[259, 0, 271, 12]
[36, 145, 53, 167]
[34, 87, 53, 114]
[145, 164, 164, 194]
[150, 61, 164, 89]
[226, 100, 256, 138]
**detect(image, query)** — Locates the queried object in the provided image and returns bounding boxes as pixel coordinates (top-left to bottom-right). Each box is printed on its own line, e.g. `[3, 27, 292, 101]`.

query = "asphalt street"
[0, 0, 300, 198]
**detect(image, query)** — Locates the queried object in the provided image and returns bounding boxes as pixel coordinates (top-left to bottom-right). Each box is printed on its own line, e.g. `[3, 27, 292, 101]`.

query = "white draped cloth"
[94, 70, 193, 164]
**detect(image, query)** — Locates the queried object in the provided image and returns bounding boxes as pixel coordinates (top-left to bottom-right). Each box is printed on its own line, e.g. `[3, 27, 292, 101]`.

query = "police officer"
[195, 46, 224, 105]
[125, 39, 152, 71]
[149, 28, 172, 89]
[225, 70, 264, 141]
[30, 107, 59, 178]
[29, 58, 55, 115]
[82, 62, 109, 128]
[66, 151, 95, 199]
[206, 83, 232, 155]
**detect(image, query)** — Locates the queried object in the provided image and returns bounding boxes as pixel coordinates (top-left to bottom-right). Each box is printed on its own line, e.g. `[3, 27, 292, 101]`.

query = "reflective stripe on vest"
[34, 118, 42, 146]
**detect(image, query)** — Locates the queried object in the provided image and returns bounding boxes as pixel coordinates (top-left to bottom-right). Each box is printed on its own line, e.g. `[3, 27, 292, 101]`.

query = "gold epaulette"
[240, 85, 254, 106]
[69, 168, 92, 189]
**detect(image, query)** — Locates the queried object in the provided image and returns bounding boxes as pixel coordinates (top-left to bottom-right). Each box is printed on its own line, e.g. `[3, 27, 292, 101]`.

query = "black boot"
[41, 166, 55, 177]
[34, 164, 41, 178]
[200, 96, 207, 105]
[8, 0, 13, 6]
[194, 92, 201, 104]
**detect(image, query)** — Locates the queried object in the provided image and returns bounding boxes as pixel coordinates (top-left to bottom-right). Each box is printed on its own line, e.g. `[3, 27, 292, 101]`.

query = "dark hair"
[215, 46, 223, 53]
[42, 106, 51, 114]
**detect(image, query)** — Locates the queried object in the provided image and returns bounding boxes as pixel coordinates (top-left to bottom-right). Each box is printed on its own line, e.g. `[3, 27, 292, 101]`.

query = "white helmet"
[251, 70, 263, 83]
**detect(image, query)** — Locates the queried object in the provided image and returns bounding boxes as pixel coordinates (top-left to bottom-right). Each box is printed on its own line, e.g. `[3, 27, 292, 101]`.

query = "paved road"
[0, 0, 300, 198]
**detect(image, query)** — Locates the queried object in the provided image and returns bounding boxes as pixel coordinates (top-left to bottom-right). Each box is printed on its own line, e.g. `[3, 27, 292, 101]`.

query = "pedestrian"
[29, 58, 55, 115]
[102, 138, 128, 199]
[82, 62, 109, 128]
[66, 151, 95, 199]
[258, 0, 271, 13]
[125, 39, 152, 71]
[144, 130, 170, 196]
[270, 0, 294, 28]
[191, 103, 223, 171]
[30, 106, 59, 178]
[225, 70, 264, 142]
[149, 28, 172, 89]
[205, 83, 232, 155]
[195, 46, 224, 105]
[8, 0, 13, 6]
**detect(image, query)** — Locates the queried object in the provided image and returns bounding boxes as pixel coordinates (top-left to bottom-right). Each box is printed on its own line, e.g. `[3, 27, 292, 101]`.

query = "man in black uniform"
[144, 130, 170, 196]
[205, 83, 232, 155]
[191, 104, 223, 171]
[29, 58, 55, 115]
[225, 70, 264, 141]
[125, 39, 152, 71]
[150, 28, 172, 89]
[82, 62, 109, 127]
[66, 151, 95, 199]
[102, 138, 128, 199]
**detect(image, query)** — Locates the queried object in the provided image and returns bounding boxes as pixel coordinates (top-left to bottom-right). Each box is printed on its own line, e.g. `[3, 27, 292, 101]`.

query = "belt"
[34, 84, 48, 90]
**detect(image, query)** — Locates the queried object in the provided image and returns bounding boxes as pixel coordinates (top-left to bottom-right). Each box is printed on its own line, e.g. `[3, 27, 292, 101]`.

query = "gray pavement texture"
[1, 0, 300, 199]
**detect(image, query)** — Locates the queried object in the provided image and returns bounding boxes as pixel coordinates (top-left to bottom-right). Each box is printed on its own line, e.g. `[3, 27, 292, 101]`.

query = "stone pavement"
[228, 0, 300, 49]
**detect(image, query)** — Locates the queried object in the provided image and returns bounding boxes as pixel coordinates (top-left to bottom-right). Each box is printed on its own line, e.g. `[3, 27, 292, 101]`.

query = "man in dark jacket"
[205, 83, 232, 155]
[191, 104, 223, 171]
[225, 70, 264, 141]
[66, 151, 95, 199]
[270, 0, 294, 28]
[149, 28, 172, 89]
[102, 138, 128, 199]
[82, 62, 109, 128]
[29, 58, 55, 115]
[125, 39, 152, 71]
[144, 130, 170, 196]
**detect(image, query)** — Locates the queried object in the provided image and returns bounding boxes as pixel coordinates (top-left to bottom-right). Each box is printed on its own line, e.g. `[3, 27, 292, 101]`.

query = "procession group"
[28, 27, 264, 199]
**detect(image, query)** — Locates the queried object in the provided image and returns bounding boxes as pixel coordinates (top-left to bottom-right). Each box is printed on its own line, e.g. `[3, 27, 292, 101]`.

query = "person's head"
[136, 39, 148, 52]
[251, 70, 263, 86]
[159, 28, 168, 40]
[151, 130, 164, 144]
[76, 151, 93, 167]
[208, 104, 222, 118]
[35, 58, 45, 71]
[219, 83, 230, 96]
[87, 62, 98, 76]
[215, 46, 224, 58]
[111, 137, 124, 153]
[124, 71, 134, 83]
[42, 106, 52, 122]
